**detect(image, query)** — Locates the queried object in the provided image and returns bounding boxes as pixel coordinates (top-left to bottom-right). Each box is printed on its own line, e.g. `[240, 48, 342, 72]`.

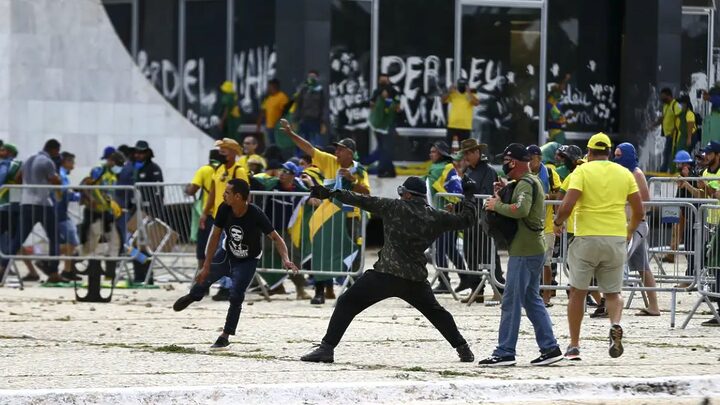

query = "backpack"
[480, 178, 542, 250]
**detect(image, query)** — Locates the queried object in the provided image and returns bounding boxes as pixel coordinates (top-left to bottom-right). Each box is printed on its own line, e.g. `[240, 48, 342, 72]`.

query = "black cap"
[134, 140, 150, 151]
[398, 176, 427, 197]
[500, 143, 531, 162]
[333, 138, 357, 153]
[526, 145, 542, 156]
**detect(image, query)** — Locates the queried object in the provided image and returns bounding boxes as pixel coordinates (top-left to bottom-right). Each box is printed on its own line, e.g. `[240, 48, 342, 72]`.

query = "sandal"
[635, 308, 660, 317]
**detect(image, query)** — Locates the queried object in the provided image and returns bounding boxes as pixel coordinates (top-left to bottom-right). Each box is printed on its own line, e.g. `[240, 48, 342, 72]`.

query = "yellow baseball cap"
[587, 132, 612, 150]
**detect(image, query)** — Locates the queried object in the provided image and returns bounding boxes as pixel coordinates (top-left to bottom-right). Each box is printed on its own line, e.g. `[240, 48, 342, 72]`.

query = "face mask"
[111, 166, 122, 175]
[502, 162, 513, 175]
[307, 77, 317, 86]
[457, 84, 467, 93]
[216, 154, 228, 165]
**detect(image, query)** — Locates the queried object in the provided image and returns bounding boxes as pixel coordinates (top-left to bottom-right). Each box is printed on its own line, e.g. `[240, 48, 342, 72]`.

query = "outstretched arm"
[331, 189, 391, 216]
[279, 118, 316, 157]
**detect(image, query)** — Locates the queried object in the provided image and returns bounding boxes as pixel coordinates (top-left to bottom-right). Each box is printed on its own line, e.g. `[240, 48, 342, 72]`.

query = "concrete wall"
[0, 0, 213, 183]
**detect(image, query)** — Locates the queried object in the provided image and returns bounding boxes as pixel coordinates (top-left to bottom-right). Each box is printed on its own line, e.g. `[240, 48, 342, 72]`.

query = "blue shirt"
[115, 162, 135, 208]
[55, 167, 80, 221]
[0, 158, 10, 185]
[537, 163, 550, 194]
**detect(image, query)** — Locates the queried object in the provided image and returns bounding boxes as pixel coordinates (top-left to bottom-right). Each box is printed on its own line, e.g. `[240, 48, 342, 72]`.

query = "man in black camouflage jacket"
[300, 176, 479, 363]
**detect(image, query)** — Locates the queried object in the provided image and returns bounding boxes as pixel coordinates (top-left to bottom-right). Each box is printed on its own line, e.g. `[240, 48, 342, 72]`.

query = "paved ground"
[1, 252, 719, 404]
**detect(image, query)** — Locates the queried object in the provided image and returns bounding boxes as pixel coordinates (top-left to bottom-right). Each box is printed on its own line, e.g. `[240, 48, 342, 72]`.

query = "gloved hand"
[309, 185, 332, 200]
[461, 176, 478, 201]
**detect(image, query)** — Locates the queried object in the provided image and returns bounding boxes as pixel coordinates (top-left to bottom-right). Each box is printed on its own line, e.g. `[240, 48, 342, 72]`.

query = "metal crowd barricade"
[681, 204, 720, 328]
[0, 184, 143, 287]
[430, 192, 500, 305]
[249, 190, 367, 295]
[132, 182, 197, 284]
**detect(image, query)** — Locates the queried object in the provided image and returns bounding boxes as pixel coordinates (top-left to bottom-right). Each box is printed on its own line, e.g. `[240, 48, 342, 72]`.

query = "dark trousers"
[1, 204, 59, 273]
[321, 270, 467, 348]
[189, 247, 257, 335]
[660, 135, 674, 172]
[435, 231, 466, 283]
[363, 129, 396, 174]
[195, 216, 214, 260]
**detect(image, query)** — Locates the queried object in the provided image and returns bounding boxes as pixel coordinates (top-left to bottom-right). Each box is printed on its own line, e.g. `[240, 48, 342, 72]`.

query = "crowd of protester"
[1, 74, 719, 362]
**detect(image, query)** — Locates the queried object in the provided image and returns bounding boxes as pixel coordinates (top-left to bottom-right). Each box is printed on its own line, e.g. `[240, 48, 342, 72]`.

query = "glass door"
[456, 0, 545, 158]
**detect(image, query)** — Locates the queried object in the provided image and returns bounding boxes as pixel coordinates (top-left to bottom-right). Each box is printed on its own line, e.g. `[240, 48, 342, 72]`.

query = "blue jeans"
[363, 128, 396, 174]
[493, 254, 558, 357]
[189, 247, 258, 335]
[299, 120, 325, 148]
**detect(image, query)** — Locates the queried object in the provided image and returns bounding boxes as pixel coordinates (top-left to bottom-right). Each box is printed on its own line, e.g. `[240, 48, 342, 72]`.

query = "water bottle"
[125, 245, 149, 264]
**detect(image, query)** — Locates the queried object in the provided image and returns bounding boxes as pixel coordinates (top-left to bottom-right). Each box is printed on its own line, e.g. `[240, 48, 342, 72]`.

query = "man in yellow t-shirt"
[441, 79, 479, 152]
[257, 79, 289, 146]
[238, 135, 267, 173]
[658, 88, 682, 172]
[554, 133, 644, 361]
[186, 149, 221, 268]
[200, 138, 250, 301]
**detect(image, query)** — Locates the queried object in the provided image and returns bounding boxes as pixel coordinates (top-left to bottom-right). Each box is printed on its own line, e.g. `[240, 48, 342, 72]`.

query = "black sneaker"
[310, 294, 325, 305]
[212, 288, 230, 301]
[590, 306, 608, 318]
[477, 355, 516, 367]
[173, 294, 196, 312]
[210, 336, 230, 350]
[530, 347, 563, 366]
[701, 317, 720, 327]
[456, 343, 474, 362]
[300, 342, 334, 363]
[608, 324, 624, 358]
[564, 345, 581, 361]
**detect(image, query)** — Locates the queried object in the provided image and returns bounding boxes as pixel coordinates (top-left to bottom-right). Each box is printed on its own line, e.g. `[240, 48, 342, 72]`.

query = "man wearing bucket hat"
[453, 138, 504, 302]
[554, 133, 644, 360]
[200, 138, 249, 300]
[300, 176, 479, 363]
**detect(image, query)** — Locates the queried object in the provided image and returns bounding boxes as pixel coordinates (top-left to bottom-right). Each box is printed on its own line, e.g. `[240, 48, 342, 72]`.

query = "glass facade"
[233, 0, 277, 124]
[546, 0, 623, 135]
[103, 0, 714, 163]
[462, 5, 542, 155]
[136, 0, 180, 107]
[329, 0, 372, 154]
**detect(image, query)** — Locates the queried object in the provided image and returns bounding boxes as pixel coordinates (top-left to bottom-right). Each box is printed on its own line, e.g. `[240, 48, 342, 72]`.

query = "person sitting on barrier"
[425, 141, 466, 294]
[453, 139, 503, 303]
[173, 179, 299, 349]
[477, 144, 562, 367]
[79, 151, 125, 279]
[614, 143, 661, 316]
[200, 138, 249, 301]
[186, 149, 223, 272]
[299, 176, 478, 363]
[554, 133, 644, 361]
[528, 145, 562, 307]
[56, 152, 82, 281]
[279, 118, 370, 305]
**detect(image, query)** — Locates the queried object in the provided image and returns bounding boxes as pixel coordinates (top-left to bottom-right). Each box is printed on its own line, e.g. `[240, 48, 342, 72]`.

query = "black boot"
[310, 284, 325, 305]
[456, 343, 474, 362]
[300, 341, 334, 363]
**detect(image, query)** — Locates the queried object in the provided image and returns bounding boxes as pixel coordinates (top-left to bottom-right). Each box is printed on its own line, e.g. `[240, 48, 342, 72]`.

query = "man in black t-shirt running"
[173, 179, 298, 349]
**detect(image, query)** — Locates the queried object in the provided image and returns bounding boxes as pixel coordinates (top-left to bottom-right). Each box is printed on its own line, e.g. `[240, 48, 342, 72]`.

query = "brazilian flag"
[309, 199, 358, 282]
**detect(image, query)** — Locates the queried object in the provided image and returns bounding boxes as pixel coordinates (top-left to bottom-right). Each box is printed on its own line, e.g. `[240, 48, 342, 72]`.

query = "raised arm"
[279, 118, 316, 157]
[331, 189, 391, 215]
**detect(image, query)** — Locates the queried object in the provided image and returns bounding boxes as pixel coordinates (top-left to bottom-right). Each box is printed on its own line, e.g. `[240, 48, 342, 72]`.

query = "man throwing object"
[173, 179, 298, 349]
[300, 176, 479, 363]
